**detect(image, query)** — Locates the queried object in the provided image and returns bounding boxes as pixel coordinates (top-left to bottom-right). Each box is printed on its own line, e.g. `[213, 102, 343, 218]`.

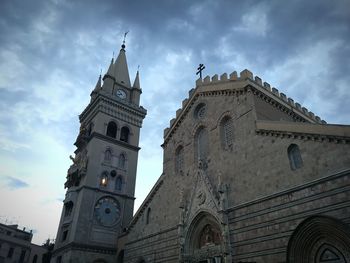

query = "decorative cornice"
[255, 129, 350, 144]
[52, 241, 117, 256]
[66, 185, 136, 200]
[80, 93, 146, 127]
[93, 132, 141, 151]
[255, 120, 350, 144]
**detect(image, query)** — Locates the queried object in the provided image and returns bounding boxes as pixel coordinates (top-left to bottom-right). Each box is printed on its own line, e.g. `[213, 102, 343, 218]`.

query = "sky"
[0, 0, 349, 245]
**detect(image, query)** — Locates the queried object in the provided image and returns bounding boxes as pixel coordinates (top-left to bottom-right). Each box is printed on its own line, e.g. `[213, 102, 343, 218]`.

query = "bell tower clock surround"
[51, 43, 146, 263]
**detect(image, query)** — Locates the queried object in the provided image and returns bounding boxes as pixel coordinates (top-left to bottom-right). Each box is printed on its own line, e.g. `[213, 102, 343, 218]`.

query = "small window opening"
[221, 117, 234, 149]
[64, 201, 73, 217]
[196, 127, 209, 161]
[288, 144, 303, 170]
[106, 121, 117, 138]
[115, 176, 123, 191]
[175, 146, 184, 174]
[7, 247, 14, 258]
[120, 127, 130, 143]
[110, 170, 117, 177]
[19, 249, 26, 263]
[100, 172, 108, 187]
[61, 230, 68, 241]
[87, 122, 94, 136]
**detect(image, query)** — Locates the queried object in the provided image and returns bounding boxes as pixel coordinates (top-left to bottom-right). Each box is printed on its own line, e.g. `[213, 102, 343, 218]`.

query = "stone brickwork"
[124, 227, 179, 263]
[124, 69, 350, 263]
[229, 170, 350, 262]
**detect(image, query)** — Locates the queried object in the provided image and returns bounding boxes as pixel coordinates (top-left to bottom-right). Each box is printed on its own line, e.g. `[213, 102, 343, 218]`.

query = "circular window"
[194, 103, 206, 119]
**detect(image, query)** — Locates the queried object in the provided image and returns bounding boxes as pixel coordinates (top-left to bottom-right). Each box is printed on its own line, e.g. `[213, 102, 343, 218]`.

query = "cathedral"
[51, 43, 350, 263]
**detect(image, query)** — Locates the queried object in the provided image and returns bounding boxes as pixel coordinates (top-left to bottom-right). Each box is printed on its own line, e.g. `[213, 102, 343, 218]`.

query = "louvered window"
[223, 118, 233, 147]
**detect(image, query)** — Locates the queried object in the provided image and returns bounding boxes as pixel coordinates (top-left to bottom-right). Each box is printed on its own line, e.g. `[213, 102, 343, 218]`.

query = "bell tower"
[51, 43, 146, 263]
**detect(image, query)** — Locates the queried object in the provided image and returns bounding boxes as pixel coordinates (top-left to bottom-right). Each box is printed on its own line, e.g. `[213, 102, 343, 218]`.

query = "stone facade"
[123, 69, 350, 263]
[0, 223, 49, 263]
[51, 45, 146, 263]
[52, 45, 350, 263]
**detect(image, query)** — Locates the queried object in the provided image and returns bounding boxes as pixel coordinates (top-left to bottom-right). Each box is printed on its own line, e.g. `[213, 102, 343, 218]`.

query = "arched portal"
[287, 215, 350, 263]
[184, 212, 225, 262]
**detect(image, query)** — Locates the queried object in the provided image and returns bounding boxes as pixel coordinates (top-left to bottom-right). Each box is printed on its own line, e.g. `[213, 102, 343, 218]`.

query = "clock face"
[94, 197, 121, 226]
[116, 89, 127, 99]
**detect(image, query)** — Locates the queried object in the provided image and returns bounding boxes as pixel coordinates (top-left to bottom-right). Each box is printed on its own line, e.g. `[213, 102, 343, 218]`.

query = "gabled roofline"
[162, 69, 325, 147]
[127, 174, 165, 230]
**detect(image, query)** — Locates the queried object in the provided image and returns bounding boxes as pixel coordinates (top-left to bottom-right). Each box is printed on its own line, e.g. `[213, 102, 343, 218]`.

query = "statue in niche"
[204, 225, 213, 244]
[199, 224, 222, 248]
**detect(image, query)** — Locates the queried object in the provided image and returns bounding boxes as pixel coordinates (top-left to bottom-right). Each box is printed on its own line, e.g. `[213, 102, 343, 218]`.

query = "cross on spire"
[122, 31, 129, 49]
[196, 64, 205, 79]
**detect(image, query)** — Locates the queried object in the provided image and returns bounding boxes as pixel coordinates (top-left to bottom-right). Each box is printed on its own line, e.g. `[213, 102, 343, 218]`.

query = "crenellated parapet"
[163, 68, 327, 142]
[195, 69, 326, 124]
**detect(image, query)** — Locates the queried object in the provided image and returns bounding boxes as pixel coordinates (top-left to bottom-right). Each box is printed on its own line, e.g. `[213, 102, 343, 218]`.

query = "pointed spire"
[114, 46, 131, 87]
[132, 69, 140, 90]
[94, 74, 101, 91]
[90, 74, 102, 98]
[106, 57, 114, 77]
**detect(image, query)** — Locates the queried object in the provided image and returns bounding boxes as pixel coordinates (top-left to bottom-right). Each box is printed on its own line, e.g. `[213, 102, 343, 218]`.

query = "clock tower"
[51, 43, 146, 263]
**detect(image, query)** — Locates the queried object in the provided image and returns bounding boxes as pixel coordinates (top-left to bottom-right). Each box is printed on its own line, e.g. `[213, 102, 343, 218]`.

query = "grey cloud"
[2, 176, 29, 190]
[0, 0, 349, 145]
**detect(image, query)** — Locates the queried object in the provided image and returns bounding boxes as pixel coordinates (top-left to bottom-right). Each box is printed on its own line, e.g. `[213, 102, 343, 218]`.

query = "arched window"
[115, 176, 123, 191]
[32, 255, 38, 263]
[120, 126, 130, 143]
[119, 154, 126, 169]
[104, 149, 112, 162]
[64, 201, 73, 217]
[221, 116, 234, 149]
[175, 146, 184, 174]
[146, 207, 151, 224]
[106, 121, 117, 138]
[196, 127, 209, 161]
[100, 172, 108, 187]
[288, 144, 303, 170]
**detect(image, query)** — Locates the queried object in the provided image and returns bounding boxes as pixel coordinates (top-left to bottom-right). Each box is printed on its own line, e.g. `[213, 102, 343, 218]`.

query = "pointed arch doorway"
[287, 216, 350, 263]
[183, 212, 227, 263]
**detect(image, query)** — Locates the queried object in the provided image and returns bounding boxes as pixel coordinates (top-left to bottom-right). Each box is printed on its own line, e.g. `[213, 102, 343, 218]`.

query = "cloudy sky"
[0, 0, 349, 244]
